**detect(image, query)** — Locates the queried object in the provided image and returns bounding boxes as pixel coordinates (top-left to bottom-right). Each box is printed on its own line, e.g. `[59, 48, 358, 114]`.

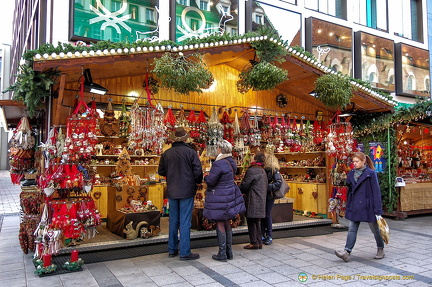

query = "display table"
[400, 183, 432, 212]
[107, 210, 161, 237]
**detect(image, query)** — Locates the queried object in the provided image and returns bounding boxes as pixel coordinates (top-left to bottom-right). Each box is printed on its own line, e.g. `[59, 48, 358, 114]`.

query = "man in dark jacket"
[158, 127, 203, 260]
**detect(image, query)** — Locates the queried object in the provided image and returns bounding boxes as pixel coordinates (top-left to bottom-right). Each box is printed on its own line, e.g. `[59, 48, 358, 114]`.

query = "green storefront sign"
[71, 0, 239, 43]
[71, 0, 159, 42]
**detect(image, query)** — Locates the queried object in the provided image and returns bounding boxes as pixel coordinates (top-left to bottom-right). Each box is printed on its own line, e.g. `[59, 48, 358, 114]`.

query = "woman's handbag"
[273, 177, 290, 199]
[376, 215, 390, 244]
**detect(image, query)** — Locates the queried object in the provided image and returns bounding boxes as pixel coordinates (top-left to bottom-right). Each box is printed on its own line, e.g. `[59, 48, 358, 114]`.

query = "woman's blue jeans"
[261, 197, 275, 238]
[168, 196, 194, 257]
[345, 220, 385, 253]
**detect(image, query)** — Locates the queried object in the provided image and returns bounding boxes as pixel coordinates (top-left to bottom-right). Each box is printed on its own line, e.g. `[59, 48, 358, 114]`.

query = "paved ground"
[0, 170, 431, 286]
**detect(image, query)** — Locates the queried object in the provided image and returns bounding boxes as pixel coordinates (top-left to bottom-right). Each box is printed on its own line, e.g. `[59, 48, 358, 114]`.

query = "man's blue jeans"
[345, 220, 385, 253]
[168, 196, 194, 257]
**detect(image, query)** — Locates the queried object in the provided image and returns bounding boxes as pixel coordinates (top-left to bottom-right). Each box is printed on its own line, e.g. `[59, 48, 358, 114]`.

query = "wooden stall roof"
[30, 39, 395, 118]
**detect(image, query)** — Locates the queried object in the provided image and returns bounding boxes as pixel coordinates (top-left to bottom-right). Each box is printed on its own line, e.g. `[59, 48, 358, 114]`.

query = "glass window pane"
[175, 0, 239, 42]
[357, 32, 394, 91]
[254, 1, 302, 47]
[353, 0, 387, 31]
[397, 44, 429, 97]
[392, 0, 422, 41]
[72, 0, 160, 42]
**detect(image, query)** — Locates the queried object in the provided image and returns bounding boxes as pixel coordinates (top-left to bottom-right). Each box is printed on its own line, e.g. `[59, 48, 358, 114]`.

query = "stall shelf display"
[276, 151, 328, 216]
[394, 128, 432, 216]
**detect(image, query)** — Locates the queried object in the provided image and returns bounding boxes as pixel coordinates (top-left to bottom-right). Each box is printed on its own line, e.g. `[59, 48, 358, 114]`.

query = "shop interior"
[10, 38, 397, 262]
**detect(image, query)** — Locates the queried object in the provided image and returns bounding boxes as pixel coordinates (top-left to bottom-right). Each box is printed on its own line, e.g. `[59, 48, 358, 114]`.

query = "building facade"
[6, 0, 431, 106]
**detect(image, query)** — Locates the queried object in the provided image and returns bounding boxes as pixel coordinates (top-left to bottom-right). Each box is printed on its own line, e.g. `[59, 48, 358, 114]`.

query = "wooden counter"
[400, 182, 432, 212]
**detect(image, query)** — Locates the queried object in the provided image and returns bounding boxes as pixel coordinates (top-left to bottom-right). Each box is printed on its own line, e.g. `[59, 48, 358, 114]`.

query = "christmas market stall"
[350, 100, 432, 219]
[6, 31, 397, 274]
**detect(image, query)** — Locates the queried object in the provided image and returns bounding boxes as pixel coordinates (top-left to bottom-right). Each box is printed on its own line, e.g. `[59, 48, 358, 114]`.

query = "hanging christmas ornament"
[259, 114, 271, 142]
[233, 109, 245, 163]
[187, 108, 199, 138]
[220, 110, 234, 144]
[250, 112, 261, 146]
[206, 107, 223, 157]
[326, 121, 355, 158]
[99, 98, 119, 136]
[119, 99, 131, 138]
[163, 106, 176, 131]
[176, 105, 188, 127]
[240, 109, 251, 145]
[196, 108, 208, 149]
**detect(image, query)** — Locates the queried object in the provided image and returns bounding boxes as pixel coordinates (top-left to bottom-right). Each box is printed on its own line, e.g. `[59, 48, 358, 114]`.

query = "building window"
[146, 8, 156, 25]
[353, 0, 387, 31]
[199, 0, 210, 11]
[177, 0, 189, 6]
[407, 75, 415, 91]
[112, 1, 121, 11]
[220, 4, 229, 14]
[255, 14, 263, 24]
[425, 78, 430, 92]
[392, 0, 423, 42]
[304, 0, 347, 19]
[253, 7, 264, 24]
[191, 19, 199, 31]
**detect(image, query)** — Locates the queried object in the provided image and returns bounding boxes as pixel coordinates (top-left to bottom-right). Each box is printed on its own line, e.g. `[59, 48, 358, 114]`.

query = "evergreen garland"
[351, 100, 432, 136]
[2, 65, 59, 117]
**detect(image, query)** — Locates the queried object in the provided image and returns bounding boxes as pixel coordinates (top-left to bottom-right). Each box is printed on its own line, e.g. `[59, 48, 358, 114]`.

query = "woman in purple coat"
[335, 152, 385, 262]
[203, 140, 245, 262]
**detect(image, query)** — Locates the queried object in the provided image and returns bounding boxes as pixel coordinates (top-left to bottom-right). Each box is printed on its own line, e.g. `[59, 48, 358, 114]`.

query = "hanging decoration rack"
[228, 105, 331, 120]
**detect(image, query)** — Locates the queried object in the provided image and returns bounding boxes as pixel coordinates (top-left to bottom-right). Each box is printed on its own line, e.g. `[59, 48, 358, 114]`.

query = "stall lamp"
[83, 68, 108, 95]
[338, 102, 356, 117]
[338, 112, 355, 117]
[308, 91, 318, 97]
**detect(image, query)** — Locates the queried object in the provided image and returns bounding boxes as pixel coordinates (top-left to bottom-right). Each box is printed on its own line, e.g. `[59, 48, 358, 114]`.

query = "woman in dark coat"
[203, 140, 244, 261]
[262, 151, 283, 245]
[335, 152, 385, 262]
[239, 151, 268, 249]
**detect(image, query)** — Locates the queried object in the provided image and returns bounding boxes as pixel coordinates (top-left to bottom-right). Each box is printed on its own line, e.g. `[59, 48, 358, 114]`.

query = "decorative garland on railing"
[351, 100, 432, 137]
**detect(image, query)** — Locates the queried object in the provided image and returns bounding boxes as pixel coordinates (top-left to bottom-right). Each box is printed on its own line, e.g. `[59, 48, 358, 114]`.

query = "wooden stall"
[30, 39, 396, 229]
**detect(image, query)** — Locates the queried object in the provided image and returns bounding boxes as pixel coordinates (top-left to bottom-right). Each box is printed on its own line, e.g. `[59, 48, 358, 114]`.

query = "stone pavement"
[0, 170, 432, 286]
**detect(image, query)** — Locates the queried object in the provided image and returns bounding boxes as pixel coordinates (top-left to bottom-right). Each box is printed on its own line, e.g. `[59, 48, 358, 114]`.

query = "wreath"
[201, 217, 216, 231]
[230, 214, 242, 228]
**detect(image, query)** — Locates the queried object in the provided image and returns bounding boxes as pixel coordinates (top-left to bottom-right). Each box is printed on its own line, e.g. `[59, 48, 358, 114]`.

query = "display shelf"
[287, 181, 326, 184]
[91, 165, 159, 167]
[96, 135, 122, 139]
[275, 151, 325, 155]
[95, 154, 160, 158]
[275, 151, 329, 215]
[280, 166, 325, 169]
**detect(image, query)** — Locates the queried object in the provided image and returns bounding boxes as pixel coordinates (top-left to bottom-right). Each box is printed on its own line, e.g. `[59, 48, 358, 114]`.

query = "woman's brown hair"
[352, 152, 375, 170]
